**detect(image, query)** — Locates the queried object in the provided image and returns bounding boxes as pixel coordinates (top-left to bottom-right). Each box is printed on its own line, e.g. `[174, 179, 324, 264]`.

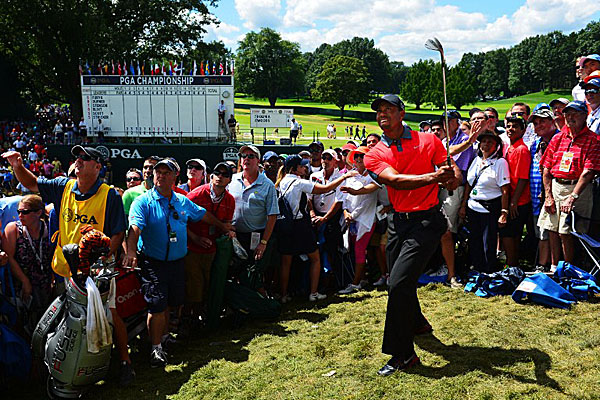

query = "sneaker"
[150, 347, 168, 368]
[377, 353, 421, 376]
[308, 292, 327, 302]
[373, 275, 388, 287]
[338, 284, 360, 295]
[497, 250, 506, 263]
[281, 294, 292, 304]
[119, 361, 136, 386]
[161, 333, 177, 351]
[449, 277, 462, 289]
[550, 264, 557, 273]
[359, 279, 369, 289]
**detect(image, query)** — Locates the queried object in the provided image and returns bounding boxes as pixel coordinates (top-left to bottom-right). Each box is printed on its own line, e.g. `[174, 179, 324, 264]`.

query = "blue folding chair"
[569, 212, 600, 279]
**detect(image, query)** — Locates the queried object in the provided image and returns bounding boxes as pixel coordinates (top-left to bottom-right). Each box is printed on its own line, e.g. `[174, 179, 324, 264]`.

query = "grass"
[235, 90, 573, 119]
[15, 284, 600, 399]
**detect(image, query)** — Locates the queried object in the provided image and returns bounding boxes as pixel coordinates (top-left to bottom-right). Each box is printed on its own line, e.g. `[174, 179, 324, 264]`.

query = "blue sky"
[204, 0, 600, 65]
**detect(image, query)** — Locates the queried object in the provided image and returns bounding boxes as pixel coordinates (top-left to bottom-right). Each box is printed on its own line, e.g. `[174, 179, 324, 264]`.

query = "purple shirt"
[443, 128, 475, 185]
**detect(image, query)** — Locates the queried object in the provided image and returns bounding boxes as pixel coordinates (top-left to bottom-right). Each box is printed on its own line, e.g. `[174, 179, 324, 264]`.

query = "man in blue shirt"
[529, 108, 559, 272]
[124, 158, 232, 368]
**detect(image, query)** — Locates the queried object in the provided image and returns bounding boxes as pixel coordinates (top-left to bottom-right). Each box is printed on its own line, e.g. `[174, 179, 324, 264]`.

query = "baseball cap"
[186, 158, 206, 170]
[284, 154, 310, 169]
[348, 146, 369, 165]
[308, 141, 324, 152]
[371, 94, 405, 111]
[262, 151, 278, 161]
[419, 120, 431, 129]
[533, 103, 550, 113]
[213, 162, 233, 176]
[441, 110, 461, 120]
[477, 131, 503, 151]
[528, 108, 555, 122]
[239, 144, 261, 159]
[322, 149, 339, 161]
[563, 100, 588, 113]
[154, 158, 180, 172]
[341, 143, 357, 152]
[579, 54, 600, 67]
[71, 145, 104, 162]
[583, 78, 600, 88]
[549, 98, 570, 108]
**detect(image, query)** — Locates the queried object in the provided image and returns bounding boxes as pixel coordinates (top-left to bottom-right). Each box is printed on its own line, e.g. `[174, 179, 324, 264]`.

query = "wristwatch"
[571, 193, 579, 200]
[260, 239, 268, 245]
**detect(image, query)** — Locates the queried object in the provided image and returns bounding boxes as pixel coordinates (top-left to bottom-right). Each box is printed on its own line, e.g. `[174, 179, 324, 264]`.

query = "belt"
[394, 205, 440, 220]
[554, 178, 577, 185]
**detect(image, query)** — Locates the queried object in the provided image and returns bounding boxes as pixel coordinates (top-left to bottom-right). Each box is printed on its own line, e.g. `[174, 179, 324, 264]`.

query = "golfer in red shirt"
[364, 95, 460, 376]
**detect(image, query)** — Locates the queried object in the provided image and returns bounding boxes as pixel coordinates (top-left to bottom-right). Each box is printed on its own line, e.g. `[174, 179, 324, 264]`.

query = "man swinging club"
[364, 93, 460, 375]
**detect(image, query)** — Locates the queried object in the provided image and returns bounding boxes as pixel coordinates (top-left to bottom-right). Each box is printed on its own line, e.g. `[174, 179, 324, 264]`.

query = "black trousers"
[466, 198, 502, 273]
[382, 209, 447, 358]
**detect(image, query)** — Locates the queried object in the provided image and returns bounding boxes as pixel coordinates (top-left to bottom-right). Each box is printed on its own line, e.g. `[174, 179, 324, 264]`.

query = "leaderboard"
[81, 75, 234, 139]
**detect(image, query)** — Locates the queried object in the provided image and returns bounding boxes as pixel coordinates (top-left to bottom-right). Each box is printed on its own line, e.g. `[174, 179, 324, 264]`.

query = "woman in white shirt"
[338, 146, 381, 294]
[276, 155, 356, 303]
[458, 131, 510, 273]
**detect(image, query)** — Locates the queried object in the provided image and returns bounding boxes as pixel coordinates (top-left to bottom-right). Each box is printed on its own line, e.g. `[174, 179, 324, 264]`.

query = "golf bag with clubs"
[31, 227, 118, 399]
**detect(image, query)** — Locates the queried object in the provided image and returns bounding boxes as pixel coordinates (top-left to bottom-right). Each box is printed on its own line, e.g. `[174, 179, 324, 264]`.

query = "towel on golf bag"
[224, 281, 281, 320]
[512, 273, 577, 309]
[86, 276, 112, 353]
[553, 261, 600, 300]
[0, 323, 31, 380]
[464, 267, 525, 297]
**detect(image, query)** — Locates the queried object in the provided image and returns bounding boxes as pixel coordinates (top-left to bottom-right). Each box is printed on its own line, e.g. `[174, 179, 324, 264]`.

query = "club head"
[425, 37, 444, 54]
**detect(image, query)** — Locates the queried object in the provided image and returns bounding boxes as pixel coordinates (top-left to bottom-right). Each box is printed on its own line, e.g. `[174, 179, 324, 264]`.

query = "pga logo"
[95, 146, 142, 160]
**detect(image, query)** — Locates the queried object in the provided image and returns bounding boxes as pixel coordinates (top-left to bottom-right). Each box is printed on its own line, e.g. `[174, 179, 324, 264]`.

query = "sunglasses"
[187, 164, 204, 170]
[76, 154, 96, 162]
[322, 154, 334, 161]
[126, 177, 141, 182]
[585, 88, 600, 94]
[512, 112, 526, 116]
[213, 170, 231, 178]
[18, 209, 40, 215]
[309, 148, 322, 153]
[168, 204, 179, 220]
[238, 153, 257, 159]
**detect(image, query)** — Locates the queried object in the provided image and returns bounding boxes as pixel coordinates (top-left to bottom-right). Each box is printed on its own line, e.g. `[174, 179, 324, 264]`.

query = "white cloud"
[235, 0, 282, 30]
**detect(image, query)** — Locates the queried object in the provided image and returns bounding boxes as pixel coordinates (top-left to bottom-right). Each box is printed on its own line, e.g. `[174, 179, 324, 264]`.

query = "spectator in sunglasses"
[178, 159, 206, 193]
[182, 162, 235, 331]
[125, 168, 143, 189]
[122, 155, 161, 219]
[583, 78, 600, 134]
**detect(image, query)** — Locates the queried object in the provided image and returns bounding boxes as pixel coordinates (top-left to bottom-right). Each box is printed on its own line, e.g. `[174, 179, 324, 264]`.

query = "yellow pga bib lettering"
[51, 179, 109, 277]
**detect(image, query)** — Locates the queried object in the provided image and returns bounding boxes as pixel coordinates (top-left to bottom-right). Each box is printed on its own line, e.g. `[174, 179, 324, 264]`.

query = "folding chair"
[569, 211, 600, 279]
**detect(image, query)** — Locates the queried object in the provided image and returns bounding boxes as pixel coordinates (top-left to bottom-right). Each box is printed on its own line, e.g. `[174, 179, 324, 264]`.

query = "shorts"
[184, 251, 215, 303]
[139, 254, 185, 314]
[499, 203, 531, 238]
[439, 186, 465, 234]
[538, 180, 592, 234]
[368, 230, 388, 246]
[290, 130, 299, 139]
[278, 218, 318, 255]
[532, 214, 549, 240]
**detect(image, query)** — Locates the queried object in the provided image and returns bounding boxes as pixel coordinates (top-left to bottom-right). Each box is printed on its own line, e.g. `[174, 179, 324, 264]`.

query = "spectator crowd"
[1, 52, 600, 386]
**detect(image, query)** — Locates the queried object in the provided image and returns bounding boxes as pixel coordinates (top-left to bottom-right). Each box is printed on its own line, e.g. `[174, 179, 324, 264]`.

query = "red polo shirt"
[541, 126, 600, 180]
[364, 130, 447, 212]
[186, 184, 235, 254]
[505, 137, 531, 206]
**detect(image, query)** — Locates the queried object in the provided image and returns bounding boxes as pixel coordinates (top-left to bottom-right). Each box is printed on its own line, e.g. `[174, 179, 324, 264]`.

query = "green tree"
[457, 52, 485, 100]
[576, 20, 600, 56]
[447, 64, 477, 110]
[481, 48, 510, 98]
[389, 61, 409, 93]
[508, 36, 541, 95]
[400, 59, 434, 110]
[235, 28, 305, 106]
[426, 62, 444, 109]
[313, 55, 370, 120]
[0, 0, 220, 117]
[530, 31, 571, 91]
[304, 43, 334, 98]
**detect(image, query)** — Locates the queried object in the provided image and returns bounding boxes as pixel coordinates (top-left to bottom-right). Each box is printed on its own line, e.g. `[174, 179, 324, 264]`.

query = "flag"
[111, 60, 115, 75]
[191, 60, 197, 75]
[117, 62, 122, 76]
[85, 61, 91, 75]
[212, 62, 216, 75]
[137, 60, 141, 76]
[123, 60, 128, 76]
[169, 61, 173, 76]
[79, 62, 83, 76]
[97, 63, 102, 75]
[231, 59, 235, 75]
[162, 62, 167, 76]
[178, 60, 183, 75]
[225, 60, 228, 75]
[206, 60, 210, 75]
[104, 63, 108, 75]
[219, 62, 224, 75]
[200, 61, 204, 75]
[130, 60, 135, 76]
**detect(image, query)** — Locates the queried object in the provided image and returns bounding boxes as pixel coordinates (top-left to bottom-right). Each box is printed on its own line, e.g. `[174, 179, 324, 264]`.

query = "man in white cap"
[178, 158, 206, 193]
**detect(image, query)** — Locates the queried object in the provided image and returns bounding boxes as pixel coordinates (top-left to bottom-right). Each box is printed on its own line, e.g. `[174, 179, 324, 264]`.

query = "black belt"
[394, 205, 440, 220]
[554, 178, 577, 185]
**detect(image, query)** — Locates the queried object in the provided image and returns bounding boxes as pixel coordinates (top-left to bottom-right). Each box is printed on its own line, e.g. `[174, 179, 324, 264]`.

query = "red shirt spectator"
[505, 137, 531, 206]
[186, 184, 235, 254]
[541, 126, 600, 180]
[364, 130, 447, 212]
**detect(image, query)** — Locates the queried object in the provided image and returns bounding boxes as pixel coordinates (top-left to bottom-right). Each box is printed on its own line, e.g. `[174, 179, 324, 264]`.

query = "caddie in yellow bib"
[51, 179, 110, 277]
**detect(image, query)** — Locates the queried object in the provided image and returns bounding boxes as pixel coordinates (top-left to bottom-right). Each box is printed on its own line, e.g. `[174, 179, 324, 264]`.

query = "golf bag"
[32, 227, 117, 399]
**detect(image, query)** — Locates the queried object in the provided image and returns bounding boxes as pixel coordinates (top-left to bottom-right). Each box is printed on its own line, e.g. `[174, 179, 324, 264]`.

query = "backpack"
[275, 180, 308, 236]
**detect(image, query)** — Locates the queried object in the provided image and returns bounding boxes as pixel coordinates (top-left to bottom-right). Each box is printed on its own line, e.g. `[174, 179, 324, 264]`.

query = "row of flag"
[79, 60, 235, 76]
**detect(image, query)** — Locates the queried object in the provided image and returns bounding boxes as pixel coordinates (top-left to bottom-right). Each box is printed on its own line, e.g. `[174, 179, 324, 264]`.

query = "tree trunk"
[268, 97, 277, 107]
[340, 105, 345, 121]
[415, 102, 421, 110]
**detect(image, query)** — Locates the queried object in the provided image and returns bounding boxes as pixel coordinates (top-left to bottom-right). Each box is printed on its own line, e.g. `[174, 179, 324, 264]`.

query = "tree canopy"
[313, 55, 370, 120]
[399, 60, 434, 110]
[235, 28, 305, 106]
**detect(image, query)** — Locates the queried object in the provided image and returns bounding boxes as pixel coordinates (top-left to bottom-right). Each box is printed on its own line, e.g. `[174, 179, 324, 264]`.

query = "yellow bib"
[51, 179, 109, 277]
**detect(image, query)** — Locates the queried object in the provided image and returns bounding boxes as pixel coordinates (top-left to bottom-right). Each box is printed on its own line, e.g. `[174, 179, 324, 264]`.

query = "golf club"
[425, 37, 453, 195]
